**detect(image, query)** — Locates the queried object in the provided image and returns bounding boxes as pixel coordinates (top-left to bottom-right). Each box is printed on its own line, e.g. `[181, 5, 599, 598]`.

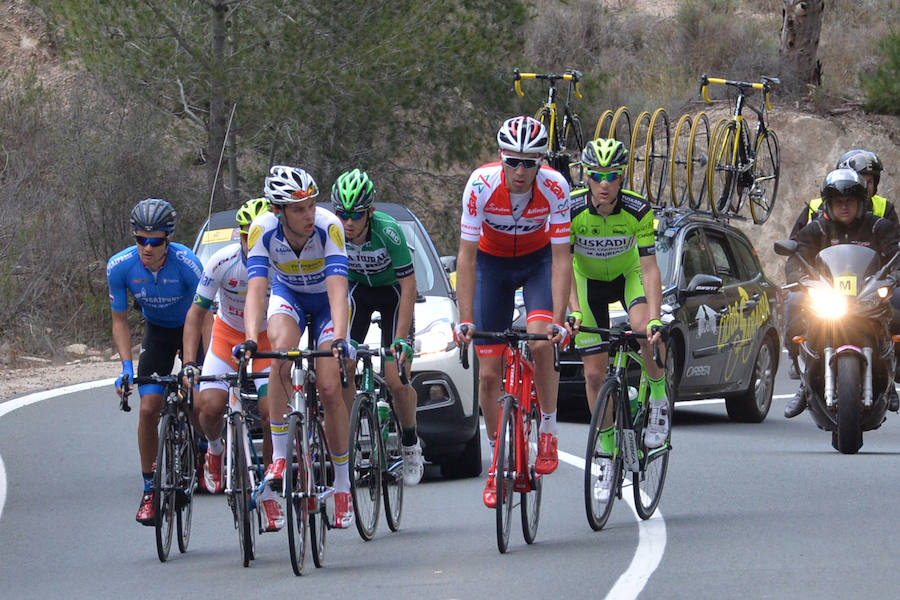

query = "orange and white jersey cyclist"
[455, 115, 573, 509]
[238, 166, 357, 530]
[181, 198, 285, 530]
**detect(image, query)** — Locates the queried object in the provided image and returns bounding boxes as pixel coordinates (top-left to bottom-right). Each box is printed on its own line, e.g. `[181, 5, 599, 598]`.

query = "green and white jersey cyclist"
[332, 168, 424, 486]
[566, 138, 670, 503]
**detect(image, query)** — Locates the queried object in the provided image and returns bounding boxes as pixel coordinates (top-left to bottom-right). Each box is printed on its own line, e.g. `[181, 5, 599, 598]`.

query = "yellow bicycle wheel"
[686, 112, 711, 209]
[707, 121, 738, 217]
[594, 109, 613, 140]
[646, 108, 670, 206]
[669, 113, 692, 208]
[608, 106, 632, 148]
[535, 106, 557, 153]
[628, 110, 651, 195]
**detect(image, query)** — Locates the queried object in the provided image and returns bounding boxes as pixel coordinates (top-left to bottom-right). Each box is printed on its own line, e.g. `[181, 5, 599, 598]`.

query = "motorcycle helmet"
[821, 168, 867, 221]
[837, 149, 883, 195]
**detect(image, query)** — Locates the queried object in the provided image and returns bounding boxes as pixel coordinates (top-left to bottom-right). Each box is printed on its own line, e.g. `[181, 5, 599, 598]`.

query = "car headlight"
[808, 287, 847, 319]
[415, 318, 455, 357]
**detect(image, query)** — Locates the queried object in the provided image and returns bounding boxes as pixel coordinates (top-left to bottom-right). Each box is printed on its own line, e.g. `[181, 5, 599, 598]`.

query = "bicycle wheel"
[584, 380, 622, 531]
[380, 394, 404, 533]
[633, 398, 670, 520]
[232, 417, 254, 567]
[748, 129, 780, 224]
[349, 393, 381, 541]
[563, 113, 585, 185]
[646, 108, 670, 205]
[175, 415, 196, 554]
[669, 113, 692, 207]
[535, 106, 557, 153]
[495, 394, 517, 553]
[285, 415, 308, 576]
[729, 125, 753, 215]
[628, 110, 651, 196]
[686, 112, 711, 209]
[308, 416, 331, 568]
[594, 109, 613, 139]
[520, 397, 542, 545]
[154, 414, 176, 562]
[608, 106, 631, 147]
[708, 121, 738, 216]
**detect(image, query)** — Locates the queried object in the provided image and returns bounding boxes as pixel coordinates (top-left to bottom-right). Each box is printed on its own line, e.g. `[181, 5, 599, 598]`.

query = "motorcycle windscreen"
[814, 245, 881, 295]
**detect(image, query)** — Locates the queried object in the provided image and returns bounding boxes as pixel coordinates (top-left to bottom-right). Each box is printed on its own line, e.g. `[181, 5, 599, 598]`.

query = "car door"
[677, 226, 728, 390]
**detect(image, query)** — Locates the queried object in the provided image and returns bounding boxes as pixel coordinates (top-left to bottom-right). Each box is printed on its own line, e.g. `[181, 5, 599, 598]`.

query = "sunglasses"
[586, 169, 624, 183]
[501, 154, 541, 169]
[336, 210, 366, 221]
[135, 235, 168, 247]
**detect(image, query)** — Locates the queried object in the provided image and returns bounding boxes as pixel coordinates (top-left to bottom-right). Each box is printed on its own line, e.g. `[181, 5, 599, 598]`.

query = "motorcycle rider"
[784, 168, 900, 418]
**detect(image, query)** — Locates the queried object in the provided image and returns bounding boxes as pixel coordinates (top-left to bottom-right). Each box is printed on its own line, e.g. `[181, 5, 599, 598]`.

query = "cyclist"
[238, 166, 356, 529]
[784, 150, 898, 417]
[785, 168, 900, 416]
[454, 115, 572, 508]
[565, 138, 669, 503]
[107, 198, 203, 525]
[331, 169, 424, 486]
[181, 199, 283, 524]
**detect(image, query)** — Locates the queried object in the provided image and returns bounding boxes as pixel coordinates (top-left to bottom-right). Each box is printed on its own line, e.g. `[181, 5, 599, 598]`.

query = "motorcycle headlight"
[877, 286, 890, 299]
[808, 287, 847, 319]
[415, 318, 455, 357]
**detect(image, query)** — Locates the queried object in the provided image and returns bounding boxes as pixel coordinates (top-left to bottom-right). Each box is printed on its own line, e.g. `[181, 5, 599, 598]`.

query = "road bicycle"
[347, 342, 409, 541]
[669, 111, 711, 209]
[702, 74, 781, 223]
[460, 329, 560, 554]
[575, 324, 671, 530]
[249, 345, 346, 575]
[121, 373, 198, 563]
[514, 68, 585, 187]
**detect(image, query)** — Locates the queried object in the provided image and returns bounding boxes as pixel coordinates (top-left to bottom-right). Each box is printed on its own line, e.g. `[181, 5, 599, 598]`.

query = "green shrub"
[860, 32, 900, 115]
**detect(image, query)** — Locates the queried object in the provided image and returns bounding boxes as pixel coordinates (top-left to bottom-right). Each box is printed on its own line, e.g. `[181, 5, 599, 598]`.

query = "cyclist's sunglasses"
[586, 169, 624, 183]
[501, 154, 541, 170]
[336, 210, 366, 221]
[134, 235, 167, 247]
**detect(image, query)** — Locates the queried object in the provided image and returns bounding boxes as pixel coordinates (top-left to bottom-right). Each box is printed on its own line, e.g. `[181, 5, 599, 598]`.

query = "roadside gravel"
[0, 359, 121, 402]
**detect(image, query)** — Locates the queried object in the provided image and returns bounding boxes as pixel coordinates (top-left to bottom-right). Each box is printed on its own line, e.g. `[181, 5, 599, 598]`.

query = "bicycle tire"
[309, 416, 331, 568]
[349, 393, 381, 541]
[584, 380, 622, 531]
[728, 124, 753, 215]
[669, 113, 692, 207]
[686, 112, 711, 209]
[594, 109, 613, 139]
[708, 121, 738, 216]
[233, 417, 254, 567]
[380, 393, 404, 533]
[520, 397, 542, 545]
[154, 413, 176, 562]
[175, 414, 195, 554]
[495, 394, 517, 554]
[535, 106, 557, 153]
[285, 415, 308, 576]
[563, 113, 585, 186]
[646, 107, 670, 205]
[748, 129, 780, 224]
[632, 398, 670, 520]
[628, 111, 651, 196]
[608, 106, 631, 147]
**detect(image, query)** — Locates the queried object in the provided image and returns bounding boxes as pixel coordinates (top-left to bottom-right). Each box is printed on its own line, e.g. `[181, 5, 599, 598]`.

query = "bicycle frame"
[494, 342, 537, 493]
[513, 68, 583, 153]
[604, 344, 651, 473]
[223, 383, 266, 511]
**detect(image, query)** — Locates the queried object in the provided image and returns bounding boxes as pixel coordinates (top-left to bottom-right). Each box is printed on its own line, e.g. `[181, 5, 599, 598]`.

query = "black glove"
[331, 338, 347, 356]
[233, 340, 258, 359]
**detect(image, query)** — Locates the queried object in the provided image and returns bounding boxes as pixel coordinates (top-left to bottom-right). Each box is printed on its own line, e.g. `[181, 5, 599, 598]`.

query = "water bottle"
[376, 400, 391, 443]
[627, 386, 639, 415]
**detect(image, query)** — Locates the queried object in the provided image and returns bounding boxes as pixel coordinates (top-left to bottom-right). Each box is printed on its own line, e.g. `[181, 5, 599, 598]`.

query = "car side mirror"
[773, 239, 798, 256]
[440, 255, 457, 273]
[685, 274, 724, 295]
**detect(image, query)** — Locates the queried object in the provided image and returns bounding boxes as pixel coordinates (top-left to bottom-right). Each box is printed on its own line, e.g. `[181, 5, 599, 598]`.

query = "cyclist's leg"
[574, 274, 622, 413]
[345, 281, 369, 414]
[197, 351, 231, 493]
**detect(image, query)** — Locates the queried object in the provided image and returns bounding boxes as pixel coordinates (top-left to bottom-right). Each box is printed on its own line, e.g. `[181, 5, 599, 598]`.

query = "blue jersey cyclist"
[107, 198, 203, 526]
[240, 166, 357, 530]
[455, 115, 573, 509]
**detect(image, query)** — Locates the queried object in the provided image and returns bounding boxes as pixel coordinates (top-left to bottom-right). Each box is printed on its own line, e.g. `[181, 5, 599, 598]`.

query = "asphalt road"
[2, 350, 899, 599]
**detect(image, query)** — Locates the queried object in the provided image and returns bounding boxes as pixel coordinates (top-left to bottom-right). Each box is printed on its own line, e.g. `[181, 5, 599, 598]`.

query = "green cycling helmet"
[331, 169, 376, 212]
[582, 138, 628, 170]
[236, 197, 270, 234]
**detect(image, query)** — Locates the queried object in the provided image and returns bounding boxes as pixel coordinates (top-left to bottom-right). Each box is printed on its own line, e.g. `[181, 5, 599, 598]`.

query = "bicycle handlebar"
[568, 320, 666, 369]
[250, 347, 349, 388]
[354, 343, 410, 386]
[120, 371, 196, 412]
[513, 68, 583, 100]
[700, 74, 780, 111]
[458, 328, 560, 372]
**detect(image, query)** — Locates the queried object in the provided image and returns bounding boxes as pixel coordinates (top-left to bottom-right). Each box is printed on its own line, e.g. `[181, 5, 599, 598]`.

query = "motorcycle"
[774, 239, 899, 454]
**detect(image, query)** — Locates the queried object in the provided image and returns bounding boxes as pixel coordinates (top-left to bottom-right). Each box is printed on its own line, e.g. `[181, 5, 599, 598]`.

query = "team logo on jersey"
[384, 226, 401, 246]
[248, 224, 263, 249]
[328, 223, 345, 250]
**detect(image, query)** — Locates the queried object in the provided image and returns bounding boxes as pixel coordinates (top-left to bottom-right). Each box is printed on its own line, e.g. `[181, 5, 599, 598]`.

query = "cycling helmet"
[821, 168, 867, 221]
[581, 138, 629, 170]
[331, 169, 376, 212]
[497, 116, 549, 154]
[130, 198, 176, 234]
[264, 165, 319, 205]
[837, 149, 883, 194]
[236, 197, 270, 234]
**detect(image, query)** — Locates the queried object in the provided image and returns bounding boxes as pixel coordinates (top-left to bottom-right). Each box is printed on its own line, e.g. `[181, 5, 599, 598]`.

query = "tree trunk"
[780, 0, 824, 85]
[206, 0, 228, 211]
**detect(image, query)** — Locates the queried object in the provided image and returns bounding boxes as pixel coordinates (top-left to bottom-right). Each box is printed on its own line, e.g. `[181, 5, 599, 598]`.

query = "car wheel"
[440, 428, 482, 479]
[725, 336, 775, 423]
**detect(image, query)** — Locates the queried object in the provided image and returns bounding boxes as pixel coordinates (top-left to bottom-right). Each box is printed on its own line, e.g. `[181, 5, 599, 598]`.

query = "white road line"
[0, 379, 114, 520]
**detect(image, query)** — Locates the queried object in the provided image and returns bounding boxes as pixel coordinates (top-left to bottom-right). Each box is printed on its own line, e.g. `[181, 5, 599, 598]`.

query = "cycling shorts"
[267, 278, 338, 347]
[348, 282, 414, 362]
[198, 318, 271, 394]
[474, 245, 552, 358]
[199, 348, 271, 394]
[574, 264, 646, 355]
[138, 322, 184, 396]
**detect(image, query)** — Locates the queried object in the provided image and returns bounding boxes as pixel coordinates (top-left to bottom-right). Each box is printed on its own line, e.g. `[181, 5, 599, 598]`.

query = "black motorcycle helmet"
[836, 149, 884, 195]
[821, 168, 867, 222]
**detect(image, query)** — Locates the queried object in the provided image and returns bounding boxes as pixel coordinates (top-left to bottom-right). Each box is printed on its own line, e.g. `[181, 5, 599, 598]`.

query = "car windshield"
[395, 219, 447, 297]
[195, 228, 239, 265]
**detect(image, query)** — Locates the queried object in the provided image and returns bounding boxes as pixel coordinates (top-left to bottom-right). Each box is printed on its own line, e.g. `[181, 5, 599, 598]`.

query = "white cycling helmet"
[264, 165, 319, 205]
[497, 116, 549, 154]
